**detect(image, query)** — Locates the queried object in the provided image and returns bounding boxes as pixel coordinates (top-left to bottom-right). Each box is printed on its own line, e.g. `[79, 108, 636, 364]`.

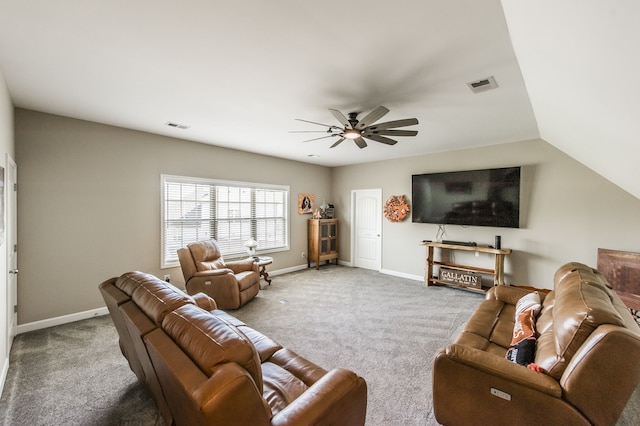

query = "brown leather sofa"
[99, 271, 367, 426]
[177, 239, 260, 309]
[433, 262, 640, 425]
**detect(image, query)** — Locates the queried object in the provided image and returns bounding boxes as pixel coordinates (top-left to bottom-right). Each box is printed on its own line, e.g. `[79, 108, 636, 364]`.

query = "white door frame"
[6, 154, 17, 351]
[350, 188, 382, 271]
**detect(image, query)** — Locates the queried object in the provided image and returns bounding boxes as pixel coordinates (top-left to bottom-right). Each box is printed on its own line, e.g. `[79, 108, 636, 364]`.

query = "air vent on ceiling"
[165, 121, 190, 130]
[467, 76, 499, 93]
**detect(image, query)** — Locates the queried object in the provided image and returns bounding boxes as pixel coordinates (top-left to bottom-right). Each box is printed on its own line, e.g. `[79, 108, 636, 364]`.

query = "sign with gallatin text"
[439, 268, 482, 288]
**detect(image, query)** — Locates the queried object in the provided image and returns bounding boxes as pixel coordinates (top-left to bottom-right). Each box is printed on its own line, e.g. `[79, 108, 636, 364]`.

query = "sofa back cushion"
[130, 273, 194, 325]
[536, 262, 624, 379]
[115, 271, 147, 296]
[188, 240, 227, 271]
[162, 303, 263, 391]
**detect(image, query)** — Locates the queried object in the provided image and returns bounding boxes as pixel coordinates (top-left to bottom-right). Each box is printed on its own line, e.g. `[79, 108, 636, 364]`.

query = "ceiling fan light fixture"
[343, 129, 361, 139]
[294, 106, 418, 149]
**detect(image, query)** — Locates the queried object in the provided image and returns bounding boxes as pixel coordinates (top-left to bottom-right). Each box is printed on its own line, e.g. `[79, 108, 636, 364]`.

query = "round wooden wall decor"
[384, 195, 410, 222]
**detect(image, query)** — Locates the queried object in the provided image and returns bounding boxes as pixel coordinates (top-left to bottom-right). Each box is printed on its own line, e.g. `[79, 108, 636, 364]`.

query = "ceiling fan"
[292, 106, 419, 149]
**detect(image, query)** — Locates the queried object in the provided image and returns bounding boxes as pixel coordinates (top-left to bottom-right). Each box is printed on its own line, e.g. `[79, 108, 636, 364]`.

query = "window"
[161, 175, 289, 268]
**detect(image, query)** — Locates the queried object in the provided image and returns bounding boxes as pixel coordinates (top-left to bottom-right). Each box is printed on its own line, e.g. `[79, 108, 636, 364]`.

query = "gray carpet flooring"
[3, 265, 636, 425]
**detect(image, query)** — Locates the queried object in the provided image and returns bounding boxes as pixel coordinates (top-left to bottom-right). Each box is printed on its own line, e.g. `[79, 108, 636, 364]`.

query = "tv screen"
[411, 167, 521, 228]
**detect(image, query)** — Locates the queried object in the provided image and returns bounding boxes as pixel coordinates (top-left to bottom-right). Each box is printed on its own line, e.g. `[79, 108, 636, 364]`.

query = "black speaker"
[495, 235, 501, 249]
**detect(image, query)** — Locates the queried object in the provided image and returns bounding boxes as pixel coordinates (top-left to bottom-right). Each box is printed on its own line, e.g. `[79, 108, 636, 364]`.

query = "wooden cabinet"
[308, 219, 338, 269]
[419, 241, 512, 292]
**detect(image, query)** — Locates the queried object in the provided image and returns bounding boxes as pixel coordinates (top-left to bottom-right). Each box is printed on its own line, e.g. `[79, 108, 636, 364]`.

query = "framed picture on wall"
[298, 193, 314, 214]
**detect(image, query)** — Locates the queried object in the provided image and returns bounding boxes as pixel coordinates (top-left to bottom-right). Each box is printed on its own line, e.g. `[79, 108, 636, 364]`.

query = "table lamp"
[244, 238, 258, 259]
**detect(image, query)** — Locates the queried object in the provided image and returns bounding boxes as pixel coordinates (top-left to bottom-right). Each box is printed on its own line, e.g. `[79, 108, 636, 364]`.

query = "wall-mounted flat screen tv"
[411, 166, 521, 228]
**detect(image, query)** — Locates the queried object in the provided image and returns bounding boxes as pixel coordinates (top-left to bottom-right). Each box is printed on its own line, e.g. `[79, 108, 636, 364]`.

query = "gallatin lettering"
[440, 269, 479, 286]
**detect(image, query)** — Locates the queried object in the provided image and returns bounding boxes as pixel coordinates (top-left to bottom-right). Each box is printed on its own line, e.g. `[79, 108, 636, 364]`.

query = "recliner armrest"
[226, 258, 259, 274]
[193, 269, 234, 277]
[440, 344, 560, 397]
[485, 285, 537, 306]
[271, 368, 367, 426]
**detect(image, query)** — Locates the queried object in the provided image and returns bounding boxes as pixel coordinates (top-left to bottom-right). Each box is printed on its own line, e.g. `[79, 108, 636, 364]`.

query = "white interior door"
[6, 155, 17, 348]
[352, 189, 382, 270]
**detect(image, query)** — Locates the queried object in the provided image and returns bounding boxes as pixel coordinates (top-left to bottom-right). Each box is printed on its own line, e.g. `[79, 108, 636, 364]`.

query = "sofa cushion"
[457, 299, 515, 355]
[115, 271, 148, 296]
[262, 362, 309, 415]
[190, 292, 218, 311]
[162, 304, 263, 391]
[131, 276, 194, 326]
[535, 263, 625, 379]
[189, 240, 226, 271]
[515, 291, 541, 316]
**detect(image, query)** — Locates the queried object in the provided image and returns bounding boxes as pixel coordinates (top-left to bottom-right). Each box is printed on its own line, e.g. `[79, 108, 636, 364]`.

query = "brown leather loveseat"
[433, 262, 640, 425]
[99, 271, 367, 425]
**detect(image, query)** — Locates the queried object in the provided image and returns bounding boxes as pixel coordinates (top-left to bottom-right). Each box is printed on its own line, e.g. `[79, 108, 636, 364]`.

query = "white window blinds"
[161, 175, 289, 268]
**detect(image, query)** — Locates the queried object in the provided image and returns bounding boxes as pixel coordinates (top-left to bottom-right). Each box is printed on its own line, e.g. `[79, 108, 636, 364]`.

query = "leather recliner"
[178, 239, 260, 309]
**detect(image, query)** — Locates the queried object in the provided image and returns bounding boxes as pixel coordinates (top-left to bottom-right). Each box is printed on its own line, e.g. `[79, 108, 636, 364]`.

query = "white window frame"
[161, 174, 289, 268]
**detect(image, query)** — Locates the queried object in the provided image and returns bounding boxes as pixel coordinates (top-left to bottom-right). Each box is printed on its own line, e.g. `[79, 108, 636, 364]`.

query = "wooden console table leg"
[426, 246, 434, 286]
[494, 253, 505, 286]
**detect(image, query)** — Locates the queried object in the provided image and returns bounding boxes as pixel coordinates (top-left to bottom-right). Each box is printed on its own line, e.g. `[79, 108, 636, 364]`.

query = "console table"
[419, 241, 512, 292]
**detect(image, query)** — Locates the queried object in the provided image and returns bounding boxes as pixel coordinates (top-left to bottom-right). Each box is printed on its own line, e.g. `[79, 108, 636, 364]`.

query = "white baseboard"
[268, 264, 308, 276]
[14, 265, 420, 335]
[17, 307, 109, 335]
[380, 268, 423, 282]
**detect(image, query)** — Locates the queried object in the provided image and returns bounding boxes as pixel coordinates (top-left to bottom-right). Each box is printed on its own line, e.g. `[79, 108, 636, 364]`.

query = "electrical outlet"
[163, 274, 171, 283]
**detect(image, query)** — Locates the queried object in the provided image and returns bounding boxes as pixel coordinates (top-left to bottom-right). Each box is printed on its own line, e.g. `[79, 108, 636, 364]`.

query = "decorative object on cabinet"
[298, 193, 314, 214]
[383, 195, 410, 222]
[308, 219, 338, 270]
[316, 198, 335, 219]
[419, 240, 511, 292]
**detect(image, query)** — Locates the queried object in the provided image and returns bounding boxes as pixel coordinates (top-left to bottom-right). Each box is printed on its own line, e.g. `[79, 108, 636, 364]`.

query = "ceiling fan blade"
[329, 109, 352, 129]
[295, 118, 342, 130]
[363, 129, 418, 137]
[363, 134, 398, 145]
[354, 137, 367, 149]
[330, 137, 346, 148]
[302, 134, 339, 143]
[365, 118, 419, 131]
[355, 106, 390, 129]
[290, 130, 335, 133]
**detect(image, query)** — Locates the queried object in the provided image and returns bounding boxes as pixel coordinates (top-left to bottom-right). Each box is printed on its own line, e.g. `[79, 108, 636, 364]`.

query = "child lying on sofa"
[506, 291, 544, 372]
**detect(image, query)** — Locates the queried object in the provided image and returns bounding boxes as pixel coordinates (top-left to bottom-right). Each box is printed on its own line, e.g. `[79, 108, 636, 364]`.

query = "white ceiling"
[1, 1, 639, 199]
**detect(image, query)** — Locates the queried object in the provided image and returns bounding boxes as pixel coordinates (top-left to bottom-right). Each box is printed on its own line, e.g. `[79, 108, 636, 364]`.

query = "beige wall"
[332, 139, 640, 288]
[15, 109, 331, 324]
[15, 108, 640, 324]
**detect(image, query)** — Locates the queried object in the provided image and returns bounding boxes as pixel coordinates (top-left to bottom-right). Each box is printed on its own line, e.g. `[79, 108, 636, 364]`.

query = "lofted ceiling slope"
[0, 1, 638, 199]
[501, 0, 640, 200]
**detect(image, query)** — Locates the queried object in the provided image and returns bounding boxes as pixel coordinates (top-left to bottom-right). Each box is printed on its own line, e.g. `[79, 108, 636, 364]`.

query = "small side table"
[255, 256, 273, 286]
